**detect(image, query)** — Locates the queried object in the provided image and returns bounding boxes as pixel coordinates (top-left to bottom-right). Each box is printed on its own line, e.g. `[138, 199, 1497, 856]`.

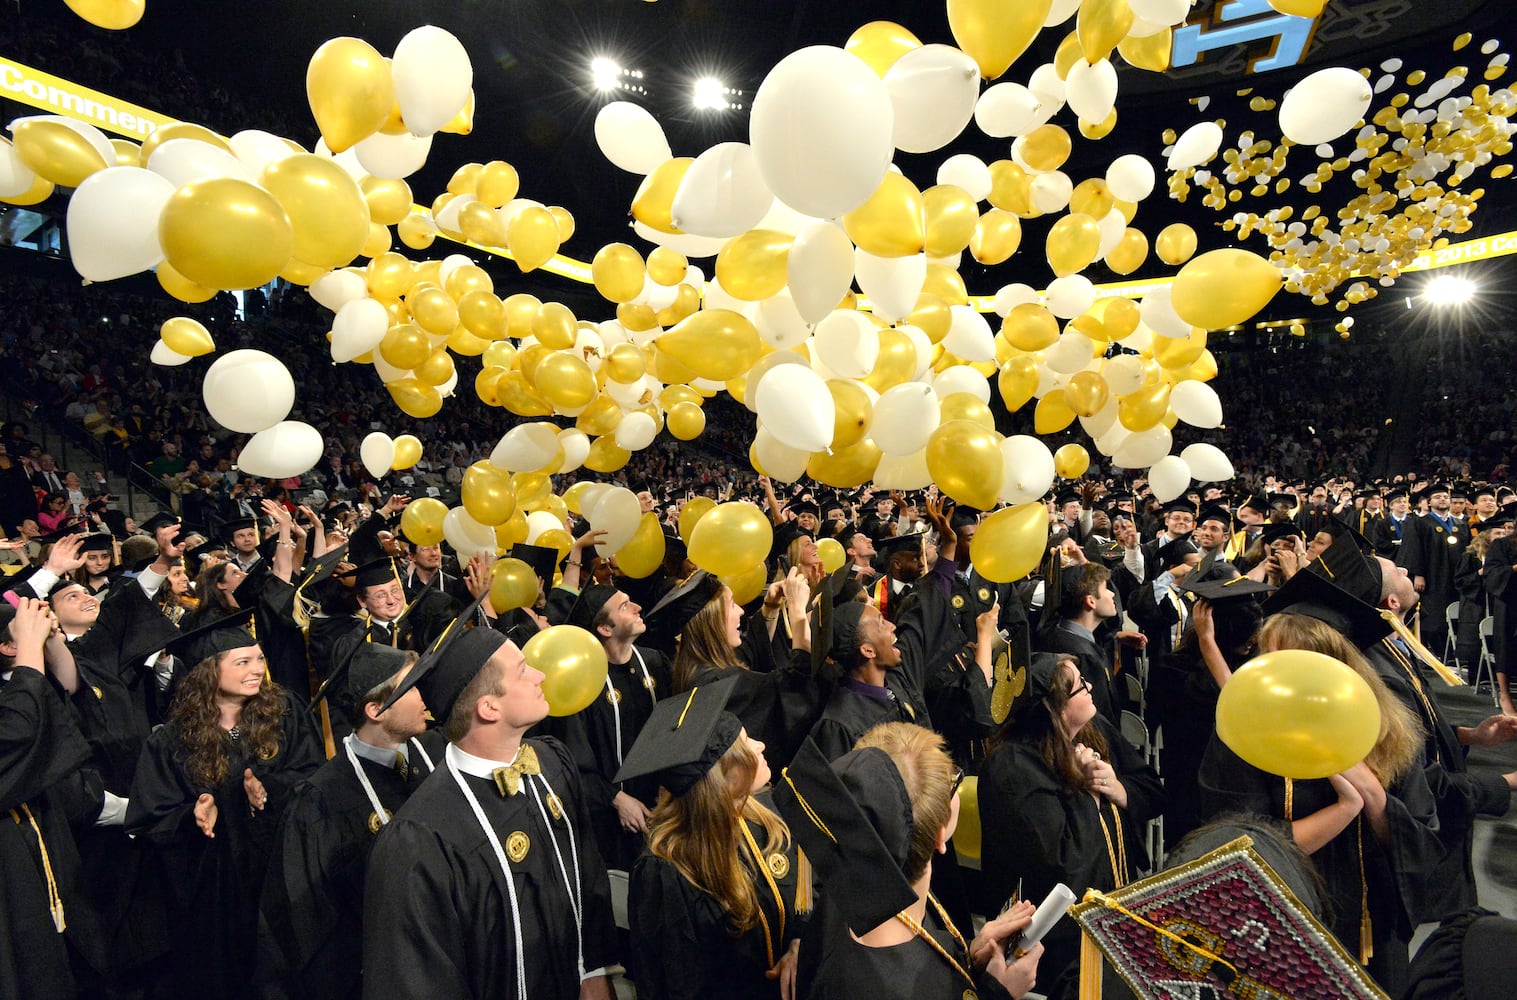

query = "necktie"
[492, 745, 541, 796]
[394, 751, 409, 780]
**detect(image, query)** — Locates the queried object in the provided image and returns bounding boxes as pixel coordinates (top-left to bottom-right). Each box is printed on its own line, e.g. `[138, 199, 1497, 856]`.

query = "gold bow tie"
[493, 745, 541, 797]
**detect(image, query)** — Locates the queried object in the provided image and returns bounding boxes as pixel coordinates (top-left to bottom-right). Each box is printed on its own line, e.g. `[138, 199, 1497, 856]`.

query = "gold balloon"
[1117, 381, 1171, 431]
[517, 344, 553, 385]
[360, 222, 392, 259]
[584, 436, 632, 473]
[646, 246, 689, 286]
[139, 122, 233, 165]
[158, 178, 293, 290]
[658, 284, 701, 328]
[490, 557, 540, 612]
[661, 384, 702, 409]
[360, 176, 413, 226]
[592, 243, 646, 303]
[721, 563, 770, 607]
[923, 263, 969, 305]
[947, 0, 1055, 79]
[1078, 0, 1135, 63]
[1020, 124, 1073, 172]
[842, 172, 926, 258]
[939, 392, 995, 430]
[667, 400, 707, 441]
[1063, 371, 1109, 417]
[1105, 228, 1149, 275]
[577, 396, 625, 436]
[10, 119, 108, 188]
[714, 229, 793, 301]
[974, 502, 1050, 583]
[617, 513, 667, 580]
[414, 349, 455, 387]
[495, 509, 530, 547]
[389, 379, 442, 418]
[906, 294, 952, 343]
[513, 472, 552, 505]
[410, 286, 459, 337]
[400, 497, 448, 546]
[156, 261, 215, 303]
[458, 290, 506, 340]
[1085, 297, 1141, 342]
[1069, 179, 1115, 220]
[924, 185, 980, 258]
[501, 293, 541, 339]
[305, 37, 394, 153]
[1151, 326, 1208, 371]
[987, 160, 1035, 216]
[476, 160, 520, 208]
[508, 206, 560, 272]
[439, 90, 476, 136]
[601, 343, 643, 384]
[998, 355, 1040, 411]
[63, 0, 144, 29]
[549, 206, 576, 242]
[1079, 109, 1119, 140]
[953, 775, 982, 861]
[447, 163, 483, 197]
[1054, 30, 1083, 80]
[1170, 249, 1284, 330]
[1002, 303, 1060, 351]
[631, 157, 693, 234]
[806, 438, 882, 488]
[1045, 213, 1102, 277]
[390, 434, 423, 471]
[524, 626, 609, 717]
[380, 324, 431, 369]
[535, 353, 598, 410]
[970, 210, 1023, 265]
[927, 420, 1003, 510]
[688, 502, 774, 577]
[1033, 391, 1077, 433]
[676, 497, 719, 547]
[1117, 27, 1172, 73]
[1216, 650, 1380, 779]
[1154, 223, 1198, 266]
[1053, 443, 1090, 479]
[459, 201, 506, 246]
[657, 310, 763, 381]
[475, 366, 506, 407]
[448, 328, 489, 357]
[828, 379, 875, 449]
[397, 213, 436, 250]
[160, 317, 214, 357]
[109, 138, 141, 167]
[366, 252, 415, 300]
[536, 530, 574, 567]
[845, 20, 923, 76]
[280, 258, 328, 286]
[816, 537, 847, 574]
[617, 302, 659, 333]
[532, 302, 578, 350]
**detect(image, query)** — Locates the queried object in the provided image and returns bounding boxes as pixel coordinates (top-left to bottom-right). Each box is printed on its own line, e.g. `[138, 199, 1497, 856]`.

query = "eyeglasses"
[950, 767, 965, 798]
[1069, 677, 1093, 698]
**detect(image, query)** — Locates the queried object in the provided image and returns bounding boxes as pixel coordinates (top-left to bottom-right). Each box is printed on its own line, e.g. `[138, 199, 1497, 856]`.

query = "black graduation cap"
[349, 555, 401, 591]
[1477, 513, 1515, 532]
[78, 532, 114, 554]
[1179, 574, 1276, 603]
[296, 542, 352, 590]
[508, 543, 560, 585]
[0, 564, 42, 597]
[1155, 535, 1199, 571]
[99, 509, 130, 541]
[873, 530, 924, 560]
[332, 642, 410, 722]
[222, 517, 258, 542]
[1261, 566, 1392, 649]
[1196, 505, 1235, 531]
[772, 738, 919, 934]
[1384, 486, 1410, 504]
[1450, 483, 1471, 501]
[612, 675, 742, 794]
[379, 591, 502, 719]
[165, 606, 259, 666]
[138, 510, 180, 535]
[1054, 488, 1082, 507]
[825, 599, 869, 665]
[790, 500, 819, 518]
[1237, 492, 1269, 516]
[1158, 498, 1197, 518]
[1260, 522, 1306, 545]
[641, 571, 724, 650]
[1303, 529, 1384, 607]
[566, 583, 618, 632]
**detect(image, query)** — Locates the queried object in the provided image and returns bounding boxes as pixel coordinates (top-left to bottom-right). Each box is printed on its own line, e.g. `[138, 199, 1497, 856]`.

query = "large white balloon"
[1105, 154, 1155, 202]
[150, 341, 192, 367]
[614, 412, 658, 451]
[392, 26, 473, 136]
[1045, 275, 1096, 318]
[884, 44, 981, 154]
[237, 421, 325, 479]
[229, 130, 297, 175]
[1065, 59, 1118, 123]
[1103, 354, 1147, 395]
[1046, 332, 1097, 374]
[872, 383, 941, 456]
[671, 142, 774, 238]
[147, 139, 254, 187]
[66, 167, 175, 281]
[753, 426, 812, 483]
[787, 221, 855, 324]
[1148, 455, 1192, 503]
[1171, 380, 1223, 428]
[873, 448, 933, 490]
[1139, 286, 1194, 339]
[814, 310, 879, 379]
[491, 423, 561, 471]
[331, 298, 390, 363]
[525, 510, 565, 544]
[589, 486, 643, 554]
[999, 435, 1056, 504]
[755, 364, 834, 452]
[1180, 443, 1235, 481]
[755, 291, 811, 349]
[0, 138, 38, 198]
[360, 432, 395, 478]
[1026, 63, 1067, 112]
[975, 82, 1045, 138]
[933, 365, 991, 402]
[353, 130, 432, 179]
[1112, 425, 1172, 468]
[992, 283, 1041, 317]
[1280, 67, 1375, 145]
[310, 269, 368, 313]
[595, 102, 672, 174]
[937, 153, 992, 201]
[1029, 171, 1073, 213]
[443, 506, 498, 559]
[943, 306, 995, 363]
[203, 351, 294, 434]
[854, 249, 925, 322]
[749, 46, 895, 219]
[1168, 122, 1224, 170]
[557, 428, 590, 474]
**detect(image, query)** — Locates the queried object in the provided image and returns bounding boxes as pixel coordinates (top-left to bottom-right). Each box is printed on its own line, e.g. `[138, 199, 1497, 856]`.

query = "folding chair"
[1443, 601, 1462, 672]
[1123, 671, 1145, 717]
[1478, 617, 1499, 707]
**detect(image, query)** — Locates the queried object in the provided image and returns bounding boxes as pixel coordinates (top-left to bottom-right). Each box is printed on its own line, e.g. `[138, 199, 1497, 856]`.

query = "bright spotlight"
[692, 76, 730, 110]
[591, 57, 622, 91]
[1423, 275, 1477, 306]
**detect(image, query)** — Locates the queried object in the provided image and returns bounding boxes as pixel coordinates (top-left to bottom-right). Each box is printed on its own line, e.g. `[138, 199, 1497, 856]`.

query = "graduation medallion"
[767, 852, 790, 880]
[952, 595, 966, 609]
[977, 587, 991, 603]
[506, 831, 530, 863]
[367, 809, 391, 834]
[607, 688, 622, 705]
[546, 793, 564, 822]
[643, 675, 657, 694]
[91, 685, 103, 700]
[257, 742, 279, 761]
[1447, 535, 1459, 545]
[964, 990, 978, 1000]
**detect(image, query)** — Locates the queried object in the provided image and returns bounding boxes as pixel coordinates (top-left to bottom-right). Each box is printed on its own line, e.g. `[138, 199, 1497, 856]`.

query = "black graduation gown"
[0, 668, 108, 1000]
[802, 901, 1010, 1000]
[808, 681, 916, 763]
[256, 736, 438, 1000]
[1197, 736, 1446, 995]
[1144, 642, 1226, 842]
[1484, 535, 1517, 677]
[628, 800, 805, 1000]
[124, 690, 325, 999]
[531, 645, 673, 870]
[1040, 624, 1120, 723]
[1452, 549, 1487, 669]
[362, 737, 617, 1000]
[1126, 574, 1187, 666]
[979, 715, 1164, 997]
[1404, 514, 1468, 648]
[898, 574, 997, 769]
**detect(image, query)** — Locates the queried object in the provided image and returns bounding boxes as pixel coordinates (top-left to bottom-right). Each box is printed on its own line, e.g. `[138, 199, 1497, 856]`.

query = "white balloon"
[1119, 322, 1153, 354]
[753, 426, 811, 482]
[1044, 0, 1082, 25]
[999, 435, 1056, 504]
[150, 340, 192, 367]
[525, 510, 565, 544]
[310, 269, 368, 313]
[884, 44, 981, 153]
[331, 298, 390, 363]
[814, 310, 879, 378]
[1148, 455, 1192, 503]
[1065, 59, 1118, 123]
[753, 198, 819, 236]
[614, 412, 658, 451]
[992, 283, 1041, 317]
[314, 138, 367, 180]
[1139, 287, 1193, 339]
[147, 139, 254, 187]
[630, 221, 728, 259]
[237, 421, 326, 479]
[1029, 171, 1073, 213]
[936, 153, 992, 201]
[1103, 354, 1147, 395]
[66, 166, 174, 281]
[491, 423, 561, 471]
[750, 46, 895, 219]
[229, 130, 297, 175]
[1112, 425, 1172, 468]
[671, 142, 775, 238]
[1080, 395, 1120, 437]
[787, 221, 855, 324]
[1105, 153, 1155, 202]
[1096, 209, 1126, 259]
[975, 83, 1044, 138]
[595, 102, 672, 174]
[933, 365, 991, 402]
[1280, 67, 1375, 145]
[589, 487, 643, 554]
[899, 325, 933, 378]
[873, 448, 934, 490]
[754, 291, 810, 349]
[872, 383, 941, 456]
[443, 506, 498, 559]
[943, 305, 995, 362]
[360, 432, 395, 478]
[557, 428, 590, 474]
[1046, 332, 1096, 374]
[1125, 15, 1170, 38]
[371, 354, 411, 383]
[854, 249, 925, 322]
[392, 26, 473, 136]
[353, 130, 432, 179]
[755, 364, 834, 452]
[0, 138, 38, 198]
[1129, 0, 1191, 25]
[1168, 122, 1224, 170]
[433, 194, 476, 236]
[1180, 443, 1235, 481]
[1046, 275, 1096, 318]
[202, 351, 294, 434]
[1171, 381, 1223, 428]
[1027, 63, 1067, 111]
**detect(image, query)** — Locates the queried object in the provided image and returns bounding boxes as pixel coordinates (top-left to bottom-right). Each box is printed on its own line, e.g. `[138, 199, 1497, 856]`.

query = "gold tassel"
[1078, 929, 1103, 1000]
[12, 805, 65, 933]
[1380, 610, 1465, 686]
[794, 848, 813, 916]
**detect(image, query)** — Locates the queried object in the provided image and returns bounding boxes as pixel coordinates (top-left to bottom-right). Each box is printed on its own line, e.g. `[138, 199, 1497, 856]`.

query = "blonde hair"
[854, 722, 956, 885]
[1256, 614, 1424, 784]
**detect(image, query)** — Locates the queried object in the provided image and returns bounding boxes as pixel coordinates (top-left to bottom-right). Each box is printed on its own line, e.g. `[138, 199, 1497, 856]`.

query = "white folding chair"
[1443, 601, 1462, 672]
[1123, 671, 1145, 717]
[1120, 709, 1150, 759]
[1478, 617, 1499, 706]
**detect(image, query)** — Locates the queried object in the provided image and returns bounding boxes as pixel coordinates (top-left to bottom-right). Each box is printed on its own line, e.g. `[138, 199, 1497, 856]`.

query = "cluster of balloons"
[1164, 35, 1515, 311]
[190, 350, 325, 480]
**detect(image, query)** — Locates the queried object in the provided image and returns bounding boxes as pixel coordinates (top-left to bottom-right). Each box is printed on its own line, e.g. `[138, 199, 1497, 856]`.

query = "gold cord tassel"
[12, 805, 66, 933]
[1380, 610, 1465, 686]
[1078, 929, 1104, 1000]
[794, 848, 813, 917]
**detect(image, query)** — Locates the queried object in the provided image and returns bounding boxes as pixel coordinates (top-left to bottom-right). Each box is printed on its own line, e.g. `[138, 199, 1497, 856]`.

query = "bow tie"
[492, 745, 541, 797]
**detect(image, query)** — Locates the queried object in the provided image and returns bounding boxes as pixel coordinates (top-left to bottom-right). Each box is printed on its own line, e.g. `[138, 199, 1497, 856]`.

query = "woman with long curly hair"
[156, 558, 198, 626]
[182, 558, 247, 630]
[621, 680, 805, 999]
[125, 614, 323, 998]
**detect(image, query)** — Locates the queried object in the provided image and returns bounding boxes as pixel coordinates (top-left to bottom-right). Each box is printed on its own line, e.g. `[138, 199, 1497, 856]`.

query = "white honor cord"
[605, 675, 623, 769]
[408, 736, 435, 774]
[528, 774, 587, 978]
[343, 736, 391, 827]
[449, 759, 528, 1000]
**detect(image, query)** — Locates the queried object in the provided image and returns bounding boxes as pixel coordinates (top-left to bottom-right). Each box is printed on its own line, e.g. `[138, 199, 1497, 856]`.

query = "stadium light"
[1422, 274, 1477, 306]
